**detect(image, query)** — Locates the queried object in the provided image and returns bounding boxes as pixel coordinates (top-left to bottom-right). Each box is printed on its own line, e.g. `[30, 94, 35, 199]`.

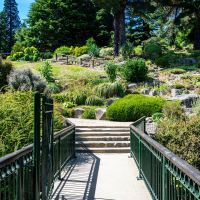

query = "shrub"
[33, 54, 39, 62]
[107, 94, 166, 121]
[120, 41, 134, 59]
[0, 59, 13, 90]
[12, 52, 24, 61]
[96, 82, 125, 98]
[39, 61, 54, 83]
[54, 46, 70, 55]
[47, 83, 61, 94]
[152, 113, 163, 122]
[156, 116, 200, 169]
[42, 52, 53, 59]
[8, 68, 47, 93]
[0, 92, 64, 156]
[174, 83, 185, 89]
[133, 45, 143, 56]
[105, 62, 118, 82]
[86, 38, 100, 57]
[82, 108, 96, 119]
[170, 68, 186, 74]
[99, 47, 113, 57]
[162, 101, 186, 120]
[144, 40, 162, 60]
[52, 93, 69, 103]
[121, 59, 148, 82]
[24, 54, 30, 61]
[74, 46, 88, 57]
[86, 95, 104, 106]
[63, 102, 76, 109]
[192, 99, 200, 116]
[73, 93, 87, 105]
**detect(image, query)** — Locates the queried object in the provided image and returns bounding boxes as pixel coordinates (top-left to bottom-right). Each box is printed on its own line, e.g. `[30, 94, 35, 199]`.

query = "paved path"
[67, 118, 133, 127]
[52, 153, 152, 200]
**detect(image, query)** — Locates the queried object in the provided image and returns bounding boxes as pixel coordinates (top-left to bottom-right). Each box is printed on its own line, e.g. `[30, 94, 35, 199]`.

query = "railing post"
[58, 135, 62, 180]
[16, 157, 23, 200]
[162, 156, 167, 200]
[138, 135, 142, 179]
[33, 92, 41, 200]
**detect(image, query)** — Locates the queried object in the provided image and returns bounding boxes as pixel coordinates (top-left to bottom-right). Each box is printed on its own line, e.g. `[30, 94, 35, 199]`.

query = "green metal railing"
[130, 117, 200, 200]
[0, 93, 75, 199]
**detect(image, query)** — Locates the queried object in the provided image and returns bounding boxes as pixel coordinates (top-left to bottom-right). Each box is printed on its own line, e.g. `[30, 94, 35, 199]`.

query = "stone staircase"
[76, 126, 130, 153]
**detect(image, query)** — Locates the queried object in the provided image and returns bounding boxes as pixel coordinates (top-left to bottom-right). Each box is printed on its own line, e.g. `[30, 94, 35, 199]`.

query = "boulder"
[107, 98, 119, 106]
[142, 88, 150, 95]
[95, 108, 107, 120]
[149, 90, 159, 96]
[74, 108, 85, 119]
[171, 89, 183, 97]
[180, 57, 197, 65]
[78, 54, 91, 62]
[128, 83, 137, 90]
[146, 117, 153, 123]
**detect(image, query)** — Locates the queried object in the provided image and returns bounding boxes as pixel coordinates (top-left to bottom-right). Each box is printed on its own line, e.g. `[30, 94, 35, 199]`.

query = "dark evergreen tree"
[3, 0, 21, 52]
[0, 12, 7, 52]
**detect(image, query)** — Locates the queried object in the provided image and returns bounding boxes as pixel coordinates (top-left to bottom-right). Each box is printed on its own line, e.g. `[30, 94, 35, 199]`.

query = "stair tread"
[76, 141, 130, 144]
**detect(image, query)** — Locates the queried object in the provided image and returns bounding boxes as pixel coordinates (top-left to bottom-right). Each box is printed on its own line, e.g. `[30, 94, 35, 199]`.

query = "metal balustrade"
[131, 117, 200, 200]
[0, 93, 75, 200]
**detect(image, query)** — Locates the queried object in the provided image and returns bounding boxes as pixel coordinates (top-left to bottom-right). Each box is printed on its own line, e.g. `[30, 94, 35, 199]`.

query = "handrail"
[131, 124, 200, 186]
[130, 117, 200, 200]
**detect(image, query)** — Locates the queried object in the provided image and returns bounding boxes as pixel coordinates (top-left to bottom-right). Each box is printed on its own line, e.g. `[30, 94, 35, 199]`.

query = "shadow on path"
[52, 145, 100, 200]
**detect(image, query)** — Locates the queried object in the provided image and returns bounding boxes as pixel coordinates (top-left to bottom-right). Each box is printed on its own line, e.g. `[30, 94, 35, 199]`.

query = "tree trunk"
[194, 16, 200, 50]
[113, 2, 126, 57]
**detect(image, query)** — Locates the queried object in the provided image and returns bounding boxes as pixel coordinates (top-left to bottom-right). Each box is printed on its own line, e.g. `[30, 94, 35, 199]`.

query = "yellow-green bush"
[73, 46, 88, 57]
[107, 94, 166, 122]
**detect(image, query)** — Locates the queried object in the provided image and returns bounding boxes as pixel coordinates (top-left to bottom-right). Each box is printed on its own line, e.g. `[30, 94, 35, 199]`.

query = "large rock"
[107, 98, 119, 106]
[142, 88, 150, 95]
[95, 108, 107, 120]
[128, 83, 137, 90]
[78, 54, 91, 62]
[169, 94, 199, 108]
[74, 108, 85, 118]
[171, 89, 183, 97]
[149, 90, 159, 96]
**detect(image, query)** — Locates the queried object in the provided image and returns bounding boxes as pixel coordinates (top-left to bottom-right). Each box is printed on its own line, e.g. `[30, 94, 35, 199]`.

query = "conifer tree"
[3, 0, 21, 52]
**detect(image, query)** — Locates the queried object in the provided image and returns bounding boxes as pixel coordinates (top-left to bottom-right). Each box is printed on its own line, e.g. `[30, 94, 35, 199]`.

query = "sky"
[0, 0, 34, 21]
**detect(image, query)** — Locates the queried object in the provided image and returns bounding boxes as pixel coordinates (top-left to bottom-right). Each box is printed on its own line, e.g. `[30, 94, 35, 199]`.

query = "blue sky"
[0, 0, 34, 20]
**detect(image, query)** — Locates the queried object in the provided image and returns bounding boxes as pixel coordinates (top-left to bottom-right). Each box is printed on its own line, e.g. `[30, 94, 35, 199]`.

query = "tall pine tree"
[0, 12, 7, 52]
[3, 0, 21, 52]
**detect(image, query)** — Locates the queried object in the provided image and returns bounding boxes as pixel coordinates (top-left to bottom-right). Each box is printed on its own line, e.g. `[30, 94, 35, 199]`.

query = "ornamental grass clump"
[107, 94, 166, 122]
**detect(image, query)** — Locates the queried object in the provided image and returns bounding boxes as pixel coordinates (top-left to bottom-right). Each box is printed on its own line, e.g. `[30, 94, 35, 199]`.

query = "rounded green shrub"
[121, 59, 148, 82]
[144, 40, 162, 60]
[54, 46, 70, 55]
[170, 68, 186, 74]
[73, 93, 87, 105]
[74, 46, 88, 57]
[107, 94, 166, 122]
[47, 83, 61, 94]
[86, 95, 104, 106]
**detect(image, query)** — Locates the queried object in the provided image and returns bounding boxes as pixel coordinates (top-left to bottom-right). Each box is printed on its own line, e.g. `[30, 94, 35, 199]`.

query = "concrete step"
[76, 147, 130, 153]
[76, 132, 130, 136]
[76, 141, 130, 148]
[76, 136, 130, 141]
[76, 128, 130, 132]
[76, 126, 130, 129]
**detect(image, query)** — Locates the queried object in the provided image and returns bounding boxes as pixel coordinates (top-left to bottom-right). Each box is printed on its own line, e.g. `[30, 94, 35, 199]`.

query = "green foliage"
[133, 45, 143, 56]
[43, 52, 53, 59]
[121, 59, 148, 82]
[8, 68, 47, 93]
[63, 102, 76, 109]
[120, 41, 134, 59]
[0, 92, 64, 156]
[52, 93, 70, 103]
[86, 38, 100, 57]
[107, 94, 166, 122]
[174, 83, 185, 89]
[96, 82, 125, 98]
[74, 46, 88, 57]
[73, 93, 87, 105]
[155, 51, 178, 68]
[47, 83, 61, 94]
[39, 61, 54, 83]
[156, 116, 200, 169]
[144, 40, 162, 60]
[192, 99, 200, 116]
[82, 107, 96, 119]
[99, 47, 113, 57]
[86, 95, 104, 106]
[105, 62, 118, 82]
[54, 46, 71, 55]
[0, 59, 13, 90]
[152, 113, 163, 122]
[162, 101, 186, 121]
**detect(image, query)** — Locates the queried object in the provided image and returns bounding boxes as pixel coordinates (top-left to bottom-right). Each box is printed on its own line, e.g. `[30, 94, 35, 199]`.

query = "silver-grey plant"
[8, 68, 47, 92]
